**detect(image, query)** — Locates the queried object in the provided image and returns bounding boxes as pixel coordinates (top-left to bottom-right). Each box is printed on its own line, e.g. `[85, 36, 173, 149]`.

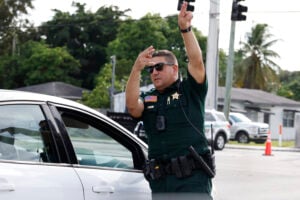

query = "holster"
[205, 152, 216, 175]
[189, 146, 216, 178]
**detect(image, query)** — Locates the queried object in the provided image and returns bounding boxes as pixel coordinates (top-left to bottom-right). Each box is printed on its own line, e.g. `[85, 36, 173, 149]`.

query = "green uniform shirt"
[141, 71, 209, 160]
[141, 71, 212, 194]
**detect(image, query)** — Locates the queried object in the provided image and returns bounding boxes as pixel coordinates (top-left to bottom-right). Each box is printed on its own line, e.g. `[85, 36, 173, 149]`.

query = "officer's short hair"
[152, 50, 178, 65]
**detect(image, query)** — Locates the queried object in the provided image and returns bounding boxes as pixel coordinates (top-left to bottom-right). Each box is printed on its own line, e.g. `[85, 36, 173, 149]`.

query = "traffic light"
[231, 0, 248, 21]
[177, 0, 196, 12]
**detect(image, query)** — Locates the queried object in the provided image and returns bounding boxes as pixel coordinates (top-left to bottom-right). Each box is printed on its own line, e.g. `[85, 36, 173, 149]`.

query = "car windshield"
[230, 113, 252, 123]
[215, 113, 227, 121]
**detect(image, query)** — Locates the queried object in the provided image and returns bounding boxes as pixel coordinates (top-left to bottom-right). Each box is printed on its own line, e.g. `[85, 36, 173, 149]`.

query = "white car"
[229, 112, 269, 144]
[204, 109, 231, 150]
[0, 89, 151, 200]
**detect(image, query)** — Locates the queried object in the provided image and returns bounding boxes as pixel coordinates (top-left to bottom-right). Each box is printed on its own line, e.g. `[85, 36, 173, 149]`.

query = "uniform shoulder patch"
[144, 95, 157, 103]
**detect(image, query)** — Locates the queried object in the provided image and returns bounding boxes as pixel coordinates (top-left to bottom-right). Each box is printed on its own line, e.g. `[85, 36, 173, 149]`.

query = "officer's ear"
[172, 64, 179, 75]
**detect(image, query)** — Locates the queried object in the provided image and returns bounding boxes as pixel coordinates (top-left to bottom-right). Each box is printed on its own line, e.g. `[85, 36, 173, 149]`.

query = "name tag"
[147, 105, 155, 109]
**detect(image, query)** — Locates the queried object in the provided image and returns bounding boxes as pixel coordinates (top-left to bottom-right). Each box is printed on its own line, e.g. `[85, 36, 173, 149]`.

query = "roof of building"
[16, 82, 89, 100]
[218, 87, 300, 107]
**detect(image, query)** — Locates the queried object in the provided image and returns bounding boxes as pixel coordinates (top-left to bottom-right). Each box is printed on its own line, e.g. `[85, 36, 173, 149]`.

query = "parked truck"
[229, 112, 269, 144]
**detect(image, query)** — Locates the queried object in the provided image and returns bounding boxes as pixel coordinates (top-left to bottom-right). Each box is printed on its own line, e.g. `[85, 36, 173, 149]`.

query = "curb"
[226, 144, 300, 153]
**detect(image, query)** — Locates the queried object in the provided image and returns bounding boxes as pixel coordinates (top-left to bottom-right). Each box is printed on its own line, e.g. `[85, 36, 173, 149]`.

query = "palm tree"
[234, 24, 280, 92]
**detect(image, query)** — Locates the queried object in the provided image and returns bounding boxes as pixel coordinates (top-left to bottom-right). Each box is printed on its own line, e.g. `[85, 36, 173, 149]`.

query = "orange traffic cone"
[264, 131, 273, 156]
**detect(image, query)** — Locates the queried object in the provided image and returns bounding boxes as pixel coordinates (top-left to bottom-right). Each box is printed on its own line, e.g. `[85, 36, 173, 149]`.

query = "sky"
[28, 0, 300, 72]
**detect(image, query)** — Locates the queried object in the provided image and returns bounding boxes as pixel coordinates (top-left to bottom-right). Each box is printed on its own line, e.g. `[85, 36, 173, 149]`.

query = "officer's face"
[149, 56, 178, 92]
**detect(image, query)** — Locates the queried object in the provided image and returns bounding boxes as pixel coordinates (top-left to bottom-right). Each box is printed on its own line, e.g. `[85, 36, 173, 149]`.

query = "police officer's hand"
[133, 46, 156, 72]
[178, 1, 193, 30]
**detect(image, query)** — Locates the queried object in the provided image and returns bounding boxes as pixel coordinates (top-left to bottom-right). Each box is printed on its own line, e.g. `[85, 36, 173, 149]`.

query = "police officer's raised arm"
[125, 46, 156, 118]
[178, 1, 205, 84]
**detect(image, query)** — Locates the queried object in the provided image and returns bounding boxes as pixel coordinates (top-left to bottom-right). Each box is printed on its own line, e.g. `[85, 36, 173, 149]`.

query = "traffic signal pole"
[224, 20, 236, 120]
[223, 0, 247, 120]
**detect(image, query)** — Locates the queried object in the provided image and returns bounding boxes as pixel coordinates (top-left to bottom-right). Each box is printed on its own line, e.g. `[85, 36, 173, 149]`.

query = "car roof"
[0, 89, 113, 126]
[1, 89, 87, 108]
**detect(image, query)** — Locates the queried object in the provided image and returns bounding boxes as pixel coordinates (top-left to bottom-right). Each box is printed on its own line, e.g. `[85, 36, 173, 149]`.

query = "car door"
[0, 103, 84, 200]
[51, 105, 151, 200]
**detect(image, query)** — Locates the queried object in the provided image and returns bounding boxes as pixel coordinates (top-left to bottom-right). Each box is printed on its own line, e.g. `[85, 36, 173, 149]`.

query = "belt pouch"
[178, 156, 192, 177]
[171, 158, 183, 178]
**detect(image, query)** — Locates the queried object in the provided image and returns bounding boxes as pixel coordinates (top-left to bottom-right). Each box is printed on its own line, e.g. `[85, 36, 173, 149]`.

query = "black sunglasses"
[145, 62, 174, 74]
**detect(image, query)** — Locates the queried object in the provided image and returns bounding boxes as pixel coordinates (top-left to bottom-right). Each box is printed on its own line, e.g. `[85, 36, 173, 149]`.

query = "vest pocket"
[165, 104, 190, 127]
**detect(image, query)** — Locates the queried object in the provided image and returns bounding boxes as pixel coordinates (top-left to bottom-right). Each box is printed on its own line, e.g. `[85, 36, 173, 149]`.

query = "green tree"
[107, 14, 207, 84]
[0, 55, 25, 88]
[83, 14, 170, 108]
[107, 13, 169, 85]
[81, 63, 122, 108]
[0, 41, 81, 88]
[22, 41, 81, 86]
[218, 49, 228, 87]
[0, 0, 36, 56]
[277, 70, 300, 101]
[39, 3, 128, 89]
[235, 24, 280, 92]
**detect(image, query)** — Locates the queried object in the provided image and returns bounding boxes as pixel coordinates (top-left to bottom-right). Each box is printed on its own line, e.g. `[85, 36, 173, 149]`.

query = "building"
[217, 87, 300, 140]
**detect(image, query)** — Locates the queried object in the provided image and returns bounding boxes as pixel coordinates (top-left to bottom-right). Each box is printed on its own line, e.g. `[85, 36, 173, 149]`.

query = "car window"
[205, 112, 216, 121]
[215, 113, 227, 121]
[0, 105, 57, 163]
[59, 111, 134, 169]
[230, 113, 252, 123]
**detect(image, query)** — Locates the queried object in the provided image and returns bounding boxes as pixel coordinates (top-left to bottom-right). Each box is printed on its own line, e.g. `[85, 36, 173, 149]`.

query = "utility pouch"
[171, 158, 183, 178]
[178, 156, 193, 177]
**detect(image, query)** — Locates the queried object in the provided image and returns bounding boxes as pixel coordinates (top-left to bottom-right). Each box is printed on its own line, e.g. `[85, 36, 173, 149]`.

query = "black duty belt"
[143, 146, 215, 181]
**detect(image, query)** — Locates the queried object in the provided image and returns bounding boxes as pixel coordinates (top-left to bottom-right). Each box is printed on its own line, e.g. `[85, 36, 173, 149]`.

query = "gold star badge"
[172, 92, 180, 100]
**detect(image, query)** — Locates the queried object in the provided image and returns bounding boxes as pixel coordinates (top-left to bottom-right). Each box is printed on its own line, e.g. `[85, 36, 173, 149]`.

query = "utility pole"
[223, 0, 248, 119]
[110, 55, 116, 111]
[205, 0, 220, 110]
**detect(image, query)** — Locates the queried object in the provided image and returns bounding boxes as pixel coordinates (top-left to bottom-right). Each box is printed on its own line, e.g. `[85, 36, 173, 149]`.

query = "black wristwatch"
[180, 26, 192, 33]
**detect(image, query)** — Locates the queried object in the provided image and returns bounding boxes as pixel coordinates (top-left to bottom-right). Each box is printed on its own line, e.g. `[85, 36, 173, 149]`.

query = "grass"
[229, 140, 295, 148]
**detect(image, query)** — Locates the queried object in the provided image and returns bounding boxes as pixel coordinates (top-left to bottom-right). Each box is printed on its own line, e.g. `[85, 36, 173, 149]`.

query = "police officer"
[126, 1, 213, 198]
